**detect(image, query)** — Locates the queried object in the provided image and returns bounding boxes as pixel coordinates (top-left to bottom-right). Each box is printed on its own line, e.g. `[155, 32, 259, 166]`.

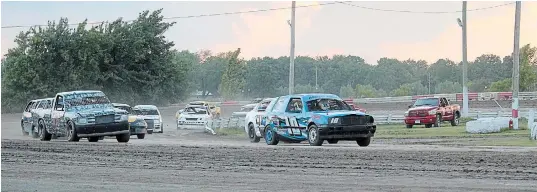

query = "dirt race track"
[2, 106, 537, 192]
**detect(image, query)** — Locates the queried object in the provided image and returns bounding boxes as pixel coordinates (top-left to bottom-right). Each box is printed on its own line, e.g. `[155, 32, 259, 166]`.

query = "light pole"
[457, 1, 469, 117]
[512, 1, 521, 130]
[288, 1, 296, 95]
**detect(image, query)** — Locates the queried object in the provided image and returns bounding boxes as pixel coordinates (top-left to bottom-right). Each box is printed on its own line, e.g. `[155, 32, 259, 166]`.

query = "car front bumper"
[317, 124, 376, 140]
[75, 121, 130, 137]
[404, 115, 436, 125]
[130, 125, 147, 135]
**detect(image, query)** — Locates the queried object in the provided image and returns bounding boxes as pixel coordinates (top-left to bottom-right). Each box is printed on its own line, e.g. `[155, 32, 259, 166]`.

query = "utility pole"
[457, 1, 469, 117]
[315, 65, 318, 91]
[288, 1, 296, 95]
[512, 1, 521, 130]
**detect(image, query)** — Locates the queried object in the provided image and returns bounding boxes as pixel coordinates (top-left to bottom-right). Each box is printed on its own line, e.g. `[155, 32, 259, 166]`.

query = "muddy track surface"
[2, 138, 537, 192]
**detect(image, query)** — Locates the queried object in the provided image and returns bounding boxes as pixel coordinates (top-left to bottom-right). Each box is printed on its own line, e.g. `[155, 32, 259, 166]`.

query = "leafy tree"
[489, 78, 512, 92]
[219, 48, 246, 100]
[435, 81, 462, 94]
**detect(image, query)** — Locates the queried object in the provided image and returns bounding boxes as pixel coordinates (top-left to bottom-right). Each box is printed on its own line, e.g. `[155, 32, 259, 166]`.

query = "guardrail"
[207, 110, 536, 129]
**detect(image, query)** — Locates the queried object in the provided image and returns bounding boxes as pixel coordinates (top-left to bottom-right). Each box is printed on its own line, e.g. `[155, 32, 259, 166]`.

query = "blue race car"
[261, 93, 376, 146]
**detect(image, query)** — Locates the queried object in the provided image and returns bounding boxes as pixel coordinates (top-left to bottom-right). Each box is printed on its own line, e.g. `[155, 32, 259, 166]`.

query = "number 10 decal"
[284, 116, 299, 127]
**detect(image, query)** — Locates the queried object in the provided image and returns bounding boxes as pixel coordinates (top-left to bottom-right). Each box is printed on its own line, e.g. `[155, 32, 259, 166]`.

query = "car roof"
[112, 103, 131, 107]
[33, 97, 54, 102]
[132, 105, 158, 110]
[56, 90, 104, 95]
[281, 93, 340, 101]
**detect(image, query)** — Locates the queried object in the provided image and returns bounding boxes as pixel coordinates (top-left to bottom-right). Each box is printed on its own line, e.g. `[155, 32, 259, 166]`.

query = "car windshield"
[257, 99, 273, 111]
[132, 109, 159, 115]
[65, 95, 111, 107]
[184, 107, 208, 114]
[306, 98, 352, 112]
[413, 98, 439, 107]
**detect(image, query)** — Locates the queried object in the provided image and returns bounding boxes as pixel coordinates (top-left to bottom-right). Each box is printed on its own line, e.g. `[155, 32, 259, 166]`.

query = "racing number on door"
[284, 116, 299, 127]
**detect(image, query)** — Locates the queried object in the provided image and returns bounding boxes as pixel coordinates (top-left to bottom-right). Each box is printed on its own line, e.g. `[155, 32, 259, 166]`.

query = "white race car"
[244, 97, 277, 143]
[231, 103, 257, 118]
[132, 105, 163, 134]
[176, 106, 215, 134]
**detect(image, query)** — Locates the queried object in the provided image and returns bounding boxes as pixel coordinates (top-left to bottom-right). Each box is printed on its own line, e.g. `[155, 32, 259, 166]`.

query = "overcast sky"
[2, 1, 536, 64]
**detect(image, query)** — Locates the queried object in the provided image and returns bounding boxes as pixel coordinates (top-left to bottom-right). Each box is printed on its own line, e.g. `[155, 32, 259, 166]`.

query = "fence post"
[387, 114, 392, 124]
[529, 109, 536, 140]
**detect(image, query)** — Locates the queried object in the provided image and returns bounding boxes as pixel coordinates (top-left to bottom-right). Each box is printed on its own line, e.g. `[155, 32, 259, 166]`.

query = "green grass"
[475, 138, 537, 147]
[375, 124, 530, 139]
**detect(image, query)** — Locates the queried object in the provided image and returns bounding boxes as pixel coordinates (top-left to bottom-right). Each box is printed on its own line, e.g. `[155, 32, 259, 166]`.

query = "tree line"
[2, 9, 536, 113]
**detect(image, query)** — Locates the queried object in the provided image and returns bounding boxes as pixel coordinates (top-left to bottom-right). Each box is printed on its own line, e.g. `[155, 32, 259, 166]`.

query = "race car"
[188, 101, 221, 119]
[262, 93, 376, 146]
[231, 103, 257, 118]
[176, 105, 216, 134]
[132, 105, 163, 134]
[112, 103, 148, 139]
[244, 97, 276, 143]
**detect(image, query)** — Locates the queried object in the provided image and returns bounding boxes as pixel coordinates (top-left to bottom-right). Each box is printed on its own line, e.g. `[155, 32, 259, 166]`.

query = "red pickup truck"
[404, 97, 461, 128]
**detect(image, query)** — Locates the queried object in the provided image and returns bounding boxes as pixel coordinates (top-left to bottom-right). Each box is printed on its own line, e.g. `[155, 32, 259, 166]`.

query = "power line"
[1, 1, 516, 29]
[336, 1, 514, 14]
[1, 2, 341, 29]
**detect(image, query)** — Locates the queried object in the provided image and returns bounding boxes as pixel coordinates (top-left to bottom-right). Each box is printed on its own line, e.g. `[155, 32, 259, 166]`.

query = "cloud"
[211, 1, 323, 59]
[379, 2, 537, 64]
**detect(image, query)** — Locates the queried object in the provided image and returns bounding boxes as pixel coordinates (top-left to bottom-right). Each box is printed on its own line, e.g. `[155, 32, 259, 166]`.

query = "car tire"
[31, 126, 39, 138]
[98, 136, 104, 140]
[406, 124, 413, 128]
[147, 130, 153, 134]
[66, 121, 80, 142]
[116, 133, 130, 143]
[38, 120, 52, 141]
[160, 124, 164, 133]
[21, 121, 29, 136]
[87, 137, 99, 142]
[248, 123, 261, 143]
[434, 114, 441, 127]
[307, 124, 323, 146]
[425, 124, 433, 128]
[450, 113, 460, 126]
[137, 134, 145, 139]
[264, 125, 279, 145]
[327, 139, 338, 144]
[356, 137, 371, 147]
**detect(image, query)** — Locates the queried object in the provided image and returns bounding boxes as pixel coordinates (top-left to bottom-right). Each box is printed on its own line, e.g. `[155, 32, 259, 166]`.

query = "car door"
[442, 98, 453, 119]
[282, 97, 305, 136]
[31, 101, 44, 128]
[51, 95, 66, 134]
[22, 101, 36, 131]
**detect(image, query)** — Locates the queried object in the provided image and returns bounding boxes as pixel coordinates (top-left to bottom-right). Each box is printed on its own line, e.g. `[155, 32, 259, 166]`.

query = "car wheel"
[425, 124, 433, 128]
[137, 134, 145, 139]
[327, 139, 338, 144]
[406, 124, 413, 128]
[87, 137, 99, 142]
[248, 123, 261, 143]
[116, 133, 130, 143]
[434, 115, 441, 127]
[450, 113, 460, 126]
[98, 136, 104, 140]
[66, 121, 80, 142]
[21, 121, 29, 136]
[307, 124, 323, 146]
[31, 126, 39, 138]
[264, 126, 279, 145]
[356, 137, 371, 147]
[147, 130, 153, 134]
[39, 120, 52, 141]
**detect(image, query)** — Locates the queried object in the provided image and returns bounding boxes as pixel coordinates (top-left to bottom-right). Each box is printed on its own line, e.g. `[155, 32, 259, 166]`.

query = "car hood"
[408, 106, 438, 111]
[311, 110, 367, 117]
[180, 113, 210, 118]
[76, 108, 118, 117]
[137, 115, 161, 120]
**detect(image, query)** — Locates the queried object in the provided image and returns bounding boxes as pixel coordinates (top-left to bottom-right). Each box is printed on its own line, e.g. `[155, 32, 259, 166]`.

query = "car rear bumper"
[75, 122, 130, 137]
[317, 124, 376, 140]
[404, 115, 436, 125]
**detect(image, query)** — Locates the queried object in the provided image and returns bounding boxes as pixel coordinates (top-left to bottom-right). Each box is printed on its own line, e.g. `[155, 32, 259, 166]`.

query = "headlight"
[428, 110, 436, 115]
[120, 114, 128, 121]
[78, 118, 88, 124]
[404, 111, 409, 117]
[154, 119, 160, 124]
[329, 117, 340, 124]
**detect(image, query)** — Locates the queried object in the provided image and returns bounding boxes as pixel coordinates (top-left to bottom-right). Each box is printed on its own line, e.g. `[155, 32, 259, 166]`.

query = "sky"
[1, 1, 537, 64]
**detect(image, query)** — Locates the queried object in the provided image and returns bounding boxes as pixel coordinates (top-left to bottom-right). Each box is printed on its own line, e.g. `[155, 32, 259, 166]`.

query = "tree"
[489, 78, 512, 92]
[435, 81, 462, 94]
[219, 48, 246, 100]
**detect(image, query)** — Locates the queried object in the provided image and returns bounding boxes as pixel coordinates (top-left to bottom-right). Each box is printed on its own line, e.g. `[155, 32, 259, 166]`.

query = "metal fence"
[208, 110, 537, 129]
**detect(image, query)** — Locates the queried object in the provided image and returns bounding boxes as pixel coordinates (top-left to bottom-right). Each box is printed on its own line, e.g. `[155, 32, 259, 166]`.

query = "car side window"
[36, 101, 44, 109]
[272, 97, 288, 112]
[285, 98, 303, 113]
[24, 102, 35, 112]
[55, 96, 64, 111]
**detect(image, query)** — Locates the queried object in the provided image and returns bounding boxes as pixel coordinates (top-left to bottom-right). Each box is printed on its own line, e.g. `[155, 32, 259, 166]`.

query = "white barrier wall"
[465, 117, 511, 134]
